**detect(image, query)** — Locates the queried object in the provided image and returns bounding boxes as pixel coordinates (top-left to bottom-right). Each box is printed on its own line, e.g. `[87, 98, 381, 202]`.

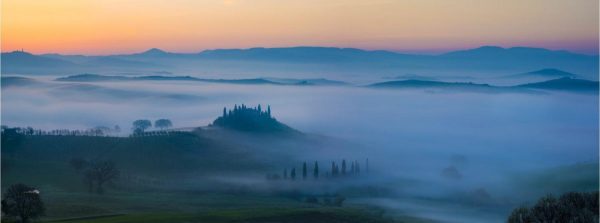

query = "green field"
[44, 208, 395, 223]
[1, 130, 433, 223]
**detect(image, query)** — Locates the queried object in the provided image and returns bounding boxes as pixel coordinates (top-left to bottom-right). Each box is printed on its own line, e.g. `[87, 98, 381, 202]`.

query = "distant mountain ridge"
[2, 46, 598, 79]
[1, 51, 78, 74]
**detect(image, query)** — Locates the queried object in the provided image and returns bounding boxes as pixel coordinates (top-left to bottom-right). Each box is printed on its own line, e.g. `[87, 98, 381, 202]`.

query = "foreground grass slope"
[48, 208, 394, 223]
[2, 127, 410, 222]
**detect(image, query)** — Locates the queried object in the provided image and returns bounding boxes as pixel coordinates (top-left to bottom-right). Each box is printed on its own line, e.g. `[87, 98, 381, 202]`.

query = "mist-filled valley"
[2, 72, 598, 222]
[2, 0, 599, 222]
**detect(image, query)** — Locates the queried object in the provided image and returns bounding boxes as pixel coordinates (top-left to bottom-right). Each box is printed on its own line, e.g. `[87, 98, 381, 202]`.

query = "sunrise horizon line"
[2, 44, 599, 57]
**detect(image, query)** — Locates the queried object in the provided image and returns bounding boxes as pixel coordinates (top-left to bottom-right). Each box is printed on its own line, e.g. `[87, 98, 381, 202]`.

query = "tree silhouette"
[84, 161, 119, 194]
[211, 104, 293, 133]
[302, 162, 307, 180]
[1, 183, 45, 223]
[333, 163, 339, 177]
[132, 119, 152, 134]
[331, 162, 336, 177]
[507, 191, 599, 223]
[154, 119, 173, 130]
[341, 160, 347, 176]
[290, 168, 296, 180]
[283, 168, 288, 179]
[313, 161, 319, 179]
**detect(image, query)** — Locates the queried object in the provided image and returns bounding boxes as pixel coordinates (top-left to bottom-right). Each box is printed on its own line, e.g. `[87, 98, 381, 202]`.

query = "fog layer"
[1, 77, 598, 222]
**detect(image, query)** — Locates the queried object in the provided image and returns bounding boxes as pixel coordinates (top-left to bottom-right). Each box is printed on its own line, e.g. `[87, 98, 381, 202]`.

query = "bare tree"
[1, 183, 45, 223]
[83, 161, 119, 194]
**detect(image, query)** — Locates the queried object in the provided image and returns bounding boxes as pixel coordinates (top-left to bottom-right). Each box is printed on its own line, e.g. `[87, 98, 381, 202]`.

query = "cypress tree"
[342, 160, 347, 176]
[291, 168, 296, 180]
[313, 161, 319, 179]
[267, 105, 271, 117]
[331, 162, 336, 177]
[351, 161, 355, 175]
[302, 162, 307, 180]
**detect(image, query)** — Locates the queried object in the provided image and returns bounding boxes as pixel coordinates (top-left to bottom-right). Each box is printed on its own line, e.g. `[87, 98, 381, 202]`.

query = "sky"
[1, 0, 598, 55]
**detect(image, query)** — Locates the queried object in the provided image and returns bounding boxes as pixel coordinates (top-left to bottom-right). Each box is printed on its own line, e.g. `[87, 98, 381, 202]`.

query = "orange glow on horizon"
[2, 0, 598, 55]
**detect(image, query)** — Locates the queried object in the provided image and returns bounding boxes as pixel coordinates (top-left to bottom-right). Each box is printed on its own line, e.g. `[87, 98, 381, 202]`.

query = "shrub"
[508, 191, 599, 223]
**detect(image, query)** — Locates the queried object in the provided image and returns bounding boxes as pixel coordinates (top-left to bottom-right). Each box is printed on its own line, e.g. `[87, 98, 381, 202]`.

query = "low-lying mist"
[2, 76, 598, 222]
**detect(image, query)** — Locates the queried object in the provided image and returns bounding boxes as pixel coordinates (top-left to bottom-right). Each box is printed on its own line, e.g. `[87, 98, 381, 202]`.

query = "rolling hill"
[507, 68, 578, 79]
[369, 78, 599, 93]
[369, 79, 495, 90]
[1, 51, 78, 74]
[1, 76, 41, 88]
[517, 77, 599, 92]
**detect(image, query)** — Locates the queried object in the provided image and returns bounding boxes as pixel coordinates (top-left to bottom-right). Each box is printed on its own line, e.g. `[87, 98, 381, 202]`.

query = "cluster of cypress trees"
[329, 160, 362, 177]
[212, 104, 293, 132]
[278, 159, 369, 181]
[221, 104, 271, 119]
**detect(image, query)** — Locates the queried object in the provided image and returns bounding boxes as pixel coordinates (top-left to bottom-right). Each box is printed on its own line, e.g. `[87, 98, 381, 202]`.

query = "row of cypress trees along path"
[267, 159, 370, 180]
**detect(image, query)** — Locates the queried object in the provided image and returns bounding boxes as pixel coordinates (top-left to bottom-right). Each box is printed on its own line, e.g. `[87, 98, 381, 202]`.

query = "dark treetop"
[212, 104, 297, 133]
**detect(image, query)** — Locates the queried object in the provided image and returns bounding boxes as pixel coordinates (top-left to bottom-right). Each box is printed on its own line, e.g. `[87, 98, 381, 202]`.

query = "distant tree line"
[128, 130, 186, 137]
[1, 118, 175, 138]
[1, 125, 121, 137]
[267, 159, 370, 181]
